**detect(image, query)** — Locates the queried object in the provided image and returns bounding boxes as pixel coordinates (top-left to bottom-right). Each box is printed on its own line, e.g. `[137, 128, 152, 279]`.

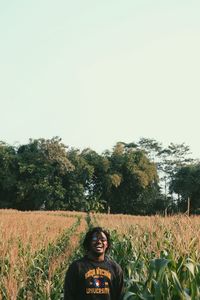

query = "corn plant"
[16, 216, 81, 299]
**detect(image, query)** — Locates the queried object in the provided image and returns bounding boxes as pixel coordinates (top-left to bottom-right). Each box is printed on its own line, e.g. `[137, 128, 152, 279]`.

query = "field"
[0, 210, 200, 299]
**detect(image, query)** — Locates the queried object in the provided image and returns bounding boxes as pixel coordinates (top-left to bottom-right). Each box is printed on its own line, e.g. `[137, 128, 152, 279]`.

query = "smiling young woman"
[64, 227, 124, 300]
[89, 231, 108, 260]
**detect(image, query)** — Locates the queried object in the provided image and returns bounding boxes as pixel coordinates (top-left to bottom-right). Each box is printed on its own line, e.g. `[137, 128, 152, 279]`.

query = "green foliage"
[138, 138, 195, 204]
[104, 143, 159, 214]
[170, 163, 200, 211]
[108, 229, 200, 300]
[1, 212, 200, 299]
[0, 137, 199, 214]
[15, 137, 74, 210]
[16, 216, 81, 300]
[0, 142, 17, 207]
[62, 148, 95, 211]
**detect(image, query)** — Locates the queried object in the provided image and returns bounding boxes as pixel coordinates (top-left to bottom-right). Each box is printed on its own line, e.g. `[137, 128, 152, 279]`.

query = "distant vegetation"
[0, 137, 200, 214]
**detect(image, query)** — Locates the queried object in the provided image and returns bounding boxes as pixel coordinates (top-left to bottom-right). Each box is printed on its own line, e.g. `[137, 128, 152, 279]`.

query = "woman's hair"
[83, 226, 111, 253]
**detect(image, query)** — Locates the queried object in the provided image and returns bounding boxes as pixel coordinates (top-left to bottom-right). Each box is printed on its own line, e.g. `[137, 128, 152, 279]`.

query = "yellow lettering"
[86, 288, 110, 294]
[85, 268, 111, 280]
[85, 269, 96, 279]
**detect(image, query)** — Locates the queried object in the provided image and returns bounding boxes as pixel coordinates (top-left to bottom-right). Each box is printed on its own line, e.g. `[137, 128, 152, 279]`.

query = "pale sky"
[0, 1, 200, 157]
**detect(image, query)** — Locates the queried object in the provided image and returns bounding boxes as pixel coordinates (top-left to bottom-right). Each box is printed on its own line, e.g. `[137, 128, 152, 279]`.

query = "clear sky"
[0, 1, 200, 157]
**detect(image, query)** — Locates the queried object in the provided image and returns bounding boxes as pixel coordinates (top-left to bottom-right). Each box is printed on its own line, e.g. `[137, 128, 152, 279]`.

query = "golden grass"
[1, 209, 200, 299]
[0, 211, 77, 254]
[93, 213, 200, 257]
[0, 210, 81, 299]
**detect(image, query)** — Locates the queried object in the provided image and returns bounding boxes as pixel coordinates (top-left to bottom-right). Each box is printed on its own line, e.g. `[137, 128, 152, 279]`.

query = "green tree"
[81, 148, 110, 212]
[62, 148, 94, 211]
[104, 142, 159, 214]
[138, 137, 162, 162]
[0, 142, 17, 208]
[170, 163, 200, 212]
[15, 137, 74, 210]
[138, 138, 194, 201]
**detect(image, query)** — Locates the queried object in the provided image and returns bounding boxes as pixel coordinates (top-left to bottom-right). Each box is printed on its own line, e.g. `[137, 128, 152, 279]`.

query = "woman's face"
[89, 231, 108, 256]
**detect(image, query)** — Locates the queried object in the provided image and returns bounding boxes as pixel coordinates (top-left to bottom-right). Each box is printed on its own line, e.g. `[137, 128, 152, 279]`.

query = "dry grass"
[0, 211, 77, 254]
[0, 210, 80, 299]
[1, 209, 200, 299]
[93, 213, 200, 257]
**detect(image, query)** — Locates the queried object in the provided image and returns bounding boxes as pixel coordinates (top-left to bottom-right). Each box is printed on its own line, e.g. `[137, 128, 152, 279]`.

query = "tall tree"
[81, 148, 110, 212]
[15, 137, 74, 210]
[104, 142, 159, 214]
[0, 142, 17, 208]
[138, 138, 194, 200]
[62, 148, 94, 211]
[137, 138, 162, 162]
[170, 163, 200, 212]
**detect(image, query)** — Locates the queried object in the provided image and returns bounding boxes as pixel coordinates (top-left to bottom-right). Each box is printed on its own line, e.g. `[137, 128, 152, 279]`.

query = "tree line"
[0, 137, 199, 214]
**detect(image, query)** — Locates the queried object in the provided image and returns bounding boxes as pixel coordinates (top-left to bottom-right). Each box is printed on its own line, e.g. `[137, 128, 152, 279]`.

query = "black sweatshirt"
[64, 255, 124, 300]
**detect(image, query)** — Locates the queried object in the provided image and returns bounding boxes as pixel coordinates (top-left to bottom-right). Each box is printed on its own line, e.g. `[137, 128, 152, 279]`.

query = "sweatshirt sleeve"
[63, 262, 78, 300]
[116, 265, 124, 300]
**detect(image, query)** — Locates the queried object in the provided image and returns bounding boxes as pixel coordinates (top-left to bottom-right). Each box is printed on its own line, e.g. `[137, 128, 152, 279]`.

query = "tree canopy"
[0, 137, 199, 214]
